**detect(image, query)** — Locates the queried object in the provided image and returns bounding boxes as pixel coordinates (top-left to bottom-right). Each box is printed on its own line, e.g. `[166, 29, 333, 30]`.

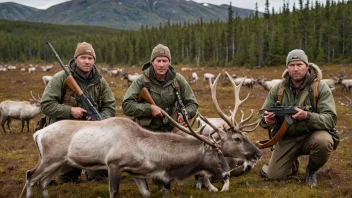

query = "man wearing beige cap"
[40, 42, 116, 184]
[122, 44, 198, 132]
[259, 49, 338, 187]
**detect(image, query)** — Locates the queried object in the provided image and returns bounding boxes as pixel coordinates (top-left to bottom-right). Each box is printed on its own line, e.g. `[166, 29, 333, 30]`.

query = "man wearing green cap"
[122, 44, 198, 132]
[40, 42, 116, 184]
[259, 49, 337, 187]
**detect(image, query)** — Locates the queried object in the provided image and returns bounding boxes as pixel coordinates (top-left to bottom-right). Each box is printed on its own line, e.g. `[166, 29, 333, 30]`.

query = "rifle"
[267, 104, 313, 125]
[255, 102, 312, 149]
[173, 87, 188, 122]
[46, 41, 102, 121]
[137, 87, 156, 105]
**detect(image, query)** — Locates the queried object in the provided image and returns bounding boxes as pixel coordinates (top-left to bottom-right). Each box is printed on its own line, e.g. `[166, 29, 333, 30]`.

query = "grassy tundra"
[0, 64, 351, 198]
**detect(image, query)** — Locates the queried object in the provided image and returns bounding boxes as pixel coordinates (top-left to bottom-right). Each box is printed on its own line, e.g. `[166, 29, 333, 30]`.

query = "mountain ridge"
[0, 0, 258, 30]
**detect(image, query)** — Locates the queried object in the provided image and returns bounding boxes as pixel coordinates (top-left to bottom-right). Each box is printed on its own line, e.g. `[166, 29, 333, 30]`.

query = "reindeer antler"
[209, 72, 260, 133]
[162, 110, 221, 148]
[30, 91, 41, 103]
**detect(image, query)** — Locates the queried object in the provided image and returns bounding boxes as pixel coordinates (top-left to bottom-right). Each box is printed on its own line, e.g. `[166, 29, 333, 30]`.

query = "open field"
[0, 63, 351, 198]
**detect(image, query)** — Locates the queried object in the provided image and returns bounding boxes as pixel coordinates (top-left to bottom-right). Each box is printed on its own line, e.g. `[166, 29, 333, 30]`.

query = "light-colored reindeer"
[0, 92, 41, 133]
[22, 113, 231, 198]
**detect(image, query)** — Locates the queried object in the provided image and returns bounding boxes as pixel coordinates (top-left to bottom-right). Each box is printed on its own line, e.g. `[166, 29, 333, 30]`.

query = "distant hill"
[0, 0, 258, 30]
[0, 2, 38, 20]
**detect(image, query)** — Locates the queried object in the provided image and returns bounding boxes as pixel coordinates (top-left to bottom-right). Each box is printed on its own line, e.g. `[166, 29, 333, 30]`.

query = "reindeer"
[0, 92, 41, 133]
[257, 77, 282, 91]
[322, 77, 339, 90]
[122, 72, 139, 86]
[42, 76, 53, 86]
[338, 77, 352, 92]
[191, 73, 261, 191]
[22, 113, 231, 198]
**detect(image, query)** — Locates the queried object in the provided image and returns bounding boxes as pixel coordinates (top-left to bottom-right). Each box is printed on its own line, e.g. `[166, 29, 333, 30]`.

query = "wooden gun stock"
[255, 120, 289, 149]
[64, 75, 84, 96]
[137, 87, 156, 105]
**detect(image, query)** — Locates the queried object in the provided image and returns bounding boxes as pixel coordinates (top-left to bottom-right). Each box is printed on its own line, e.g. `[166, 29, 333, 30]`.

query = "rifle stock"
[64, 75, 84, 96]
[137, 87, 156, 105]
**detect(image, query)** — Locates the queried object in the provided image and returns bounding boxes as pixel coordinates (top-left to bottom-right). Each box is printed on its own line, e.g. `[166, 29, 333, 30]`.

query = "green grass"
[0, 64, 351, 197]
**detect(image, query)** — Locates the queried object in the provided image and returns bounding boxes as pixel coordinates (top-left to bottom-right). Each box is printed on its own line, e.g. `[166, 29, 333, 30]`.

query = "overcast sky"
[0, 0, 331, 12]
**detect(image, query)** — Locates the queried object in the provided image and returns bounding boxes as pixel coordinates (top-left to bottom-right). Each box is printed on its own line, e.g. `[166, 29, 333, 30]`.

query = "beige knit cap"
[74, 42, 96, 60]
[286, 49, 308, 66]
[150, 44, 171, 62]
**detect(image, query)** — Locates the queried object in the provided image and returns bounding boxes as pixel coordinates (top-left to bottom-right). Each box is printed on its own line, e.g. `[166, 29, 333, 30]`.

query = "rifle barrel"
[46, 41, 70, 76]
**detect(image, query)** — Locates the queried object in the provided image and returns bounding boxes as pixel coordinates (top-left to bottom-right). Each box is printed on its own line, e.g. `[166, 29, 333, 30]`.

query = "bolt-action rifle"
[46, 41, 102, 121]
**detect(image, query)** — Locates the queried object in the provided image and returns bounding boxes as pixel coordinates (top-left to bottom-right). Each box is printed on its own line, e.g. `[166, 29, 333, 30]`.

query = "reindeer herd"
[0, 64, 351, 198]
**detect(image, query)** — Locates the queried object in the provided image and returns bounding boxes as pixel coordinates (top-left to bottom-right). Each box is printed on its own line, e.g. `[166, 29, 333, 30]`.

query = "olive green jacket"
[122, 62, 198, 131]
[259, 63, 337, 139]
[41, 59, 116, 125]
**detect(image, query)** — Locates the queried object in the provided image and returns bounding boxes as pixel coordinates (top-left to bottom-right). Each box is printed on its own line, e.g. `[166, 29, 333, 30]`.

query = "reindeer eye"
[234, 137, 242, 143]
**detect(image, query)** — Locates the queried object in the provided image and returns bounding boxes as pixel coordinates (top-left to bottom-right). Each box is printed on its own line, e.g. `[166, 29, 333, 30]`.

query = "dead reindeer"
[21, 112, 231, 198]
[193, 72, 261, 191]
[0, 91, 41, 133]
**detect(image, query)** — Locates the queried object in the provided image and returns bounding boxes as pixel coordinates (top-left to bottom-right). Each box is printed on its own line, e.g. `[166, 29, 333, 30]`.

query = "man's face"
[75, 55, 95, 74]
[152, 56, 170, 79]
[287, 60, 308, 83]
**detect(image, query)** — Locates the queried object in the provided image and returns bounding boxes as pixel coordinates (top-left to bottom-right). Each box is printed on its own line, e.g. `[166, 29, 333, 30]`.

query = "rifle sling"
[255, 120, 289, 149]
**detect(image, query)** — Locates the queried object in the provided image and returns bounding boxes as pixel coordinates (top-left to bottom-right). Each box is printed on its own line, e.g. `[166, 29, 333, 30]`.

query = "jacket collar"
[68, 59, 102, 85]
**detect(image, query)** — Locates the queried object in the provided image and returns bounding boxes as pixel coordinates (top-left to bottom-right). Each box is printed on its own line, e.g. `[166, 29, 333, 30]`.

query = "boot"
[304, 165, 317, 187]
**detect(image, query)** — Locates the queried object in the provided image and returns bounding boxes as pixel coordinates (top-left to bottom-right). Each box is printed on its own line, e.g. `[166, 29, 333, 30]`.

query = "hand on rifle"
[292, 107, 308, 121]
[263, 111, 276, 126]
[71, 107, 88, 120]
[151, 105, 164, 117]
[177, 113, 186, 126]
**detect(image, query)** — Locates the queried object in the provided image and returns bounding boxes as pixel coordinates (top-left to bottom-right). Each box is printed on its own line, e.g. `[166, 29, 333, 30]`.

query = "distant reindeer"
[190, 72, 199, 83]
[337, 75, 352, 92]
[203, 73, 215, 82]
[0, 92, 41, 133]
[257, 77, 282, 91]
[122, 72, 139, 86]
[42, 76, 53, 86]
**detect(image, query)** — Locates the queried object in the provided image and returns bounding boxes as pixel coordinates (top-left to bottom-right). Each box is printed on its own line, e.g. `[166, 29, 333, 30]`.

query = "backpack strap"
[277, 81, 285, 104]
[310, 79, 319, 112]
[143, 74, 151, 91]
[277, 79, 319, 112]
[96, 79, 103, 110]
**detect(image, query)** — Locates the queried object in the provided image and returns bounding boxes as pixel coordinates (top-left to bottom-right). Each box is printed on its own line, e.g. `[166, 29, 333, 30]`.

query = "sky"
[0, 0, 332, 12]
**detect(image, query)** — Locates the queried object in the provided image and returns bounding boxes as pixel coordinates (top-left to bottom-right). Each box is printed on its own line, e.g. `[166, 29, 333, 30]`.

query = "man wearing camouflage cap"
[259, 49, 338, 187]
[122, 44, 198, 132]
[40, 42, 116, 184]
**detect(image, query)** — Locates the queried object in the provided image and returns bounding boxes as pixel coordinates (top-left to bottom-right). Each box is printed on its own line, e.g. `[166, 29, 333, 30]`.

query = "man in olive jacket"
[259, 49, 337, 187]
[122, 44, 198, 132]
[40, 42, 116, 184]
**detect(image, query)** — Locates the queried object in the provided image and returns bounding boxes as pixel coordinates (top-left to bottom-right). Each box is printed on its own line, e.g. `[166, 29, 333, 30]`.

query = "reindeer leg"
[27, 161, 63, 198]
[7, 118, 12, 133]
[26, 120, 30, 133]
[133, 177, 150, 198]
[1, 116, 7, 133]
[108, 164, 121, 198]
[21, 119, 25, 133]
[39, 165, 64, 198]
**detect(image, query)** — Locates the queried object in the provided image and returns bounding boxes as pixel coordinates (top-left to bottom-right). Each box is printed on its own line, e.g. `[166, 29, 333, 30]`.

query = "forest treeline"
[0, 0, 351, 67]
